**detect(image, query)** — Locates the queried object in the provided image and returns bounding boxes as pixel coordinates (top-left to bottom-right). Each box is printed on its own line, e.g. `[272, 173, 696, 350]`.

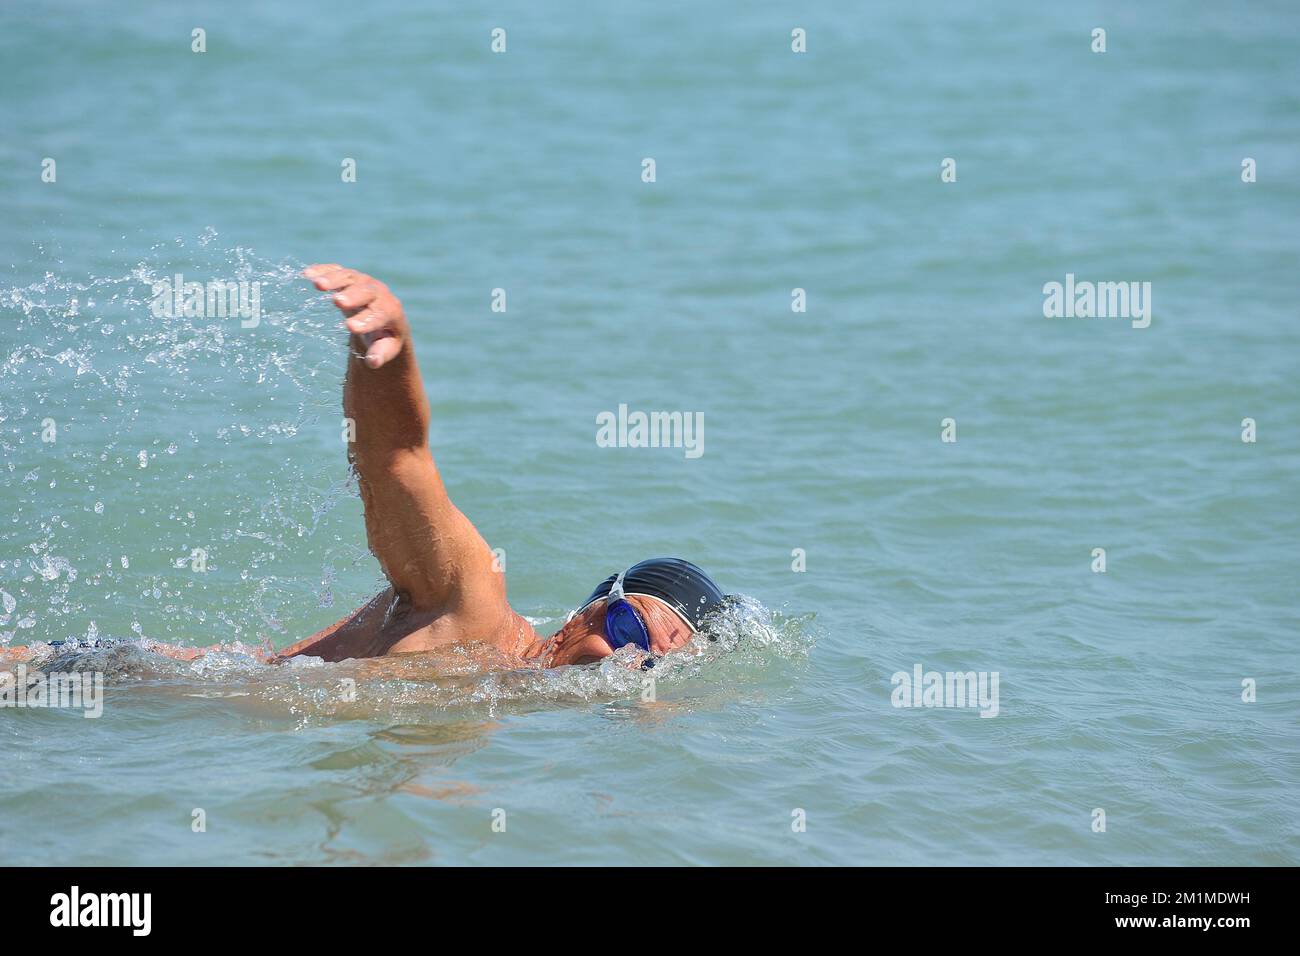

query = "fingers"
[303, 265, 384, 309]
[363, 331, 403, 368]
[304, 264, 375, 295]
[304, 263, 355, 288]
[333, 280, 383, 312]
[344, 305, 386, 335]
[316, 271, 365, 292]
[303, 265, 405, 367]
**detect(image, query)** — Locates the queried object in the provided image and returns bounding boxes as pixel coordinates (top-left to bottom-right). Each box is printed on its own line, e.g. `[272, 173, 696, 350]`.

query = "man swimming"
[1, 265, 727, 670]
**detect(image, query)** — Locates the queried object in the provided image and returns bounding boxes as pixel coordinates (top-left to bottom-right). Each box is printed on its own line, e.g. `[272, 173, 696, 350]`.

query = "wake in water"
[13, 597, 813, 720]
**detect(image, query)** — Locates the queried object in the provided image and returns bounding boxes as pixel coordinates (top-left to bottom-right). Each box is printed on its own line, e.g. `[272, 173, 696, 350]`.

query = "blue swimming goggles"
[564, 568, 654, 652]
[601, 569, 653, 652]
[568, 558, 728, 654]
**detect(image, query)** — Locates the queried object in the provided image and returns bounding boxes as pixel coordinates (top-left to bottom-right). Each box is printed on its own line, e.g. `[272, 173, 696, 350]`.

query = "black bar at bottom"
[0, 866, 1279, 940]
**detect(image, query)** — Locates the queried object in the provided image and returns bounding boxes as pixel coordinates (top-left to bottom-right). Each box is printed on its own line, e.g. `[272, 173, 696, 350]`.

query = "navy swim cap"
[579, 557, 726, 631]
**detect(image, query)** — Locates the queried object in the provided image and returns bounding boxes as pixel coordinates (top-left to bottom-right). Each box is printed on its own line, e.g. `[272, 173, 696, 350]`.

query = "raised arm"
[304, 264, 507, 624]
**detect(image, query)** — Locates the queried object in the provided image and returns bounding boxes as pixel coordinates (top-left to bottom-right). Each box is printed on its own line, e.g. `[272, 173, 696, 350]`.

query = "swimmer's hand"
[304, 264, 409, 369]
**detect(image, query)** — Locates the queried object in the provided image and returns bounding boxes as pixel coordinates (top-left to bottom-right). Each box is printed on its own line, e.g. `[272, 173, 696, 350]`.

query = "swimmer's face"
[547, 595, 695, 666]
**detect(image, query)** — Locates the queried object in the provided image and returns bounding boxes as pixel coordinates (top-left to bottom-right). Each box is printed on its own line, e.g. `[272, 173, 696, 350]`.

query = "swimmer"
[1, 265, 728, 670]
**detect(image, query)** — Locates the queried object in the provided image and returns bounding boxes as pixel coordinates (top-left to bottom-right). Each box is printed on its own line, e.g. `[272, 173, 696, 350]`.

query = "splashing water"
[0, 235, 374, 650]
[0, 237, 809, 708]
[18, 596, 812, 720]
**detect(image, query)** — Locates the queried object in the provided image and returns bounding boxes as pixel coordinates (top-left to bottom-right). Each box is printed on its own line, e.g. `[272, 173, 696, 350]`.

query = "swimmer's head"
[547, 558, 728, 666]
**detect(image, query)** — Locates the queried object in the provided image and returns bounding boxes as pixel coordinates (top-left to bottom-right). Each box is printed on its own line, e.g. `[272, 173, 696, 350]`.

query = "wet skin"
[1, 266, 696, 670]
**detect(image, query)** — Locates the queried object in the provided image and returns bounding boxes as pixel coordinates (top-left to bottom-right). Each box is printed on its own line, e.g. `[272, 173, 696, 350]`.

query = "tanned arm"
[279, 265, 516, 660]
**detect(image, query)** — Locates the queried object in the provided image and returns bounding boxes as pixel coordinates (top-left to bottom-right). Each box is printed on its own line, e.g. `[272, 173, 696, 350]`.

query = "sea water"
[1, 0, 1297, 865]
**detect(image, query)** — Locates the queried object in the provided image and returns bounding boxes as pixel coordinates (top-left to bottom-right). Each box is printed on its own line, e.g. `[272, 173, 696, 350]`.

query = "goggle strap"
[608, 569, 628, 603]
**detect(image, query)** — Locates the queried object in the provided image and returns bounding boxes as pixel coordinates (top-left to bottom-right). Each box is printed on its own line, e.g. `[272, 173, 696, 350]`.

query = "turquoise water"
[2, 0, 1298, 865]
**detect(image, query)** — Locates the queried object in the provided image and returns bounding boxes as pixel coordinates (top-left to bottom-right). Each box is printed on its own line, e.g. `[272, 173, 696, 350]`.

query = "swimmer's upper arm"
[352, 445, 503, 613]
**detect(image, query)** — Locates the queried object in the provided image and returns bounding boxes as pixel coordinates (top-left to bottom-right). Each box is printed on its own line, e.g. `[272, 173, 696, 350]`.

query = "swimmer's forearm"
[0, 642, 272, 665]
[344, 334, 431, 463]
[274, 596, 388, 662]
